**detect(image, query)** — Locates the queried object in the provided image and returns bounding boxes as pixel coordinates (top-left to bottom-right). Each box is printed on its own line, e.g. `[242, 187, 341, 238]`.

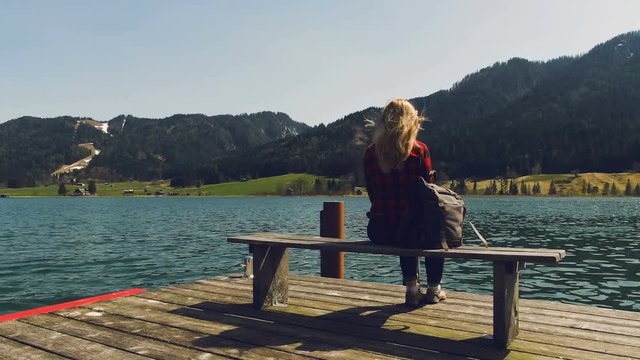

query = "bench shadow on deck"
[183, 294, 499, 359]
[1, 274, 640, 359]
[144, 275, 510, 359]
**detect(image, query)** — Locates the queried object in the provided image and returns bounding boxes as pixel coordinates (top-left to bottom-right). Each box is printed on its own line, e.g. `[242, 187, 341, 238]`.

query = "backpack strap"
[440, 218, 450, 251]
[468, 220, 489, 248]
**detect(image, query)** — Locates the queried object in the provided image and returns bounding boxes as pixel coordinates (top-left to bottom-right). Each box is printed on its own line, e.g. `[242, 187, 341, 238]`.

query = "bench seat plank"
[251, 232, 565, 254]
[228, 234, 565, 263]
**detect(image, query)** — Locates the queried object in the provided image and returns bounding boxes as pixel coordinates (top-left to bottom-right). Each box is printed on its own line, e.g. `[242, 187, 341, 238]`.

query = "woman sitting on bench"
[364, 98, 446, 307]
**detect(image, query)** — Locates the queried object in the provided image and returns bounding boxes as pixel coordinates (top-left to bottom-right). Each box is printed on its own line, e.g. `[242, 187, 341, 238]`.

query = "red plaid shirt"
[364, 141, 433, 226]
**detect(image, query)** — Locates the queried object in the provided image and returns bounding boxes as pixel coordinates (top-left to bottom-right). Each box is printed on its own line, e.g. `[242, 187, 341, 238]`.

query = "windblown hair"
[367, 99, 425, 173]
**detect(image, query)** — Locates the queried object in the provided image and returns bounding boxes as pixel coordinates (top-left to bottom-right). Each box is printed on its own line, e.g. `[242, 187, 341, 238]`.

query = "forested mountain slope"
[421, 31, 640, 178]
[0, 116, 108, 187]
[0, 112, 309, 186]
[215, 31, 640, 183]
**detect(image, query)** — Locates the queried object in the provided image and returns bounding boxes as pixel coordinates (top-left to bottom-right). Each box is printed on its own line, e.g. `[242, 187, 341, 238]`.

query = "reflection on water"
[1, 196, 638, 314]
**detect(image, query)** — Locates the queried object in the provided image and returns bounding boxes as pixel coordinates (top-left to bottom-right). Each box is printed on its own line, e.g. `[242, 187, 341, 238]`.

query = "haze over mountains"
[1, 31, 639, 188]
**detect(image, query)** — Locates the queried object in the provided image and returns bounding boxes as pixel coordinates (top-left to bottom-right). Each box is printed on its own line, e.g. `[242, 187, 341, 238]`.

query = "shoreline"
[0, 194, 368, 199]
[2, 194, 637, 199]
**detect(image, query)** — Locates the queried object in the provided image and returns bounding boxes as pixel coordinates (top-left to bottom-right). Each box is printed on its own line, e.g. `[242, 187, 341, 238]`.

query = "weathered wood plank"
[281, 279, 640, 344]
[71, 297, 399, 360]
[135, 288, 540, 360]
[21, 314, 224, 360]
[252, 232, 566, 255]
[179, 282, 501, 337]
[228, 235, 564, 263]
[188, 278, 640, 358]
[252, 245, 288, 308]
[52, 304, 311, 360]
[0, 336, 69, 360]
[148, 289, 626, 360]
[114, 294, 468, 360]
[289, 274, 640, 323]
[282, 281, 640, 352]
[0, 320, 151, 360]
[200, 278, 640, 340]
[2, 272, 637, 360]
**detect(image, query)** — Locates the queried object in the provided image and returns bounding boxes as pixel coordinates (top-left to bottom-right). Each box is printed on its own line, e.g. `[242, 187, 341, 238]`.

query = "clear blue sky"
[1, 0, 639, 126]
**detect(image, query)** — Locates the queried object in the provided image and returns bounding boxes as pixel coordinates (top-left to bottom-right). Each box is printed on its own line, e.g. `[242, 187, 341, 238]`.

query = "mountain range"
[1, 31, 639, 188]
[0, 113, 309, 187]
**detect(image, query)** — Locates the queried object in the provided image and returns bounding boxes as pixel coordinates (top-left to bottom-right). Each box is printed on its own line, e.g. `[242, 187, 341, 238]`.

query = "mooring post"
[320, 201, 345, 278]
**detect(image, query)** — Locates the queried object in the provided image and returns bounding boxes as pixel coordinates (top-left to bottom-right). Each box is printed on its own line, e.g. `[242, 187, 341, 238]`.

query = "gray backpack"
[417, 177, 488, 250]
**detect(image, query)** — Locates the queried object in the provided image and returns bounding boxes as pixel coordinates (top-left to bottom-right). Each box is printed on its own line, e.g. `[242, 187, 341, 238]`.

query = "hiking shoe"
[424, 286, 447, 304]
[404, 289, 427, 307]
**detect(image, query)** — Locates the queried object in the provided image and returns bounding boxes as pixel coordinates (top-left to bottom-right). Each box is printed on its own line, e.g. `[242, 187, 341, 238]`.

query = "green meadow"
[463, 172, 640, 196]
[0, 173, 340, 197]
[1, 172, 639, 197]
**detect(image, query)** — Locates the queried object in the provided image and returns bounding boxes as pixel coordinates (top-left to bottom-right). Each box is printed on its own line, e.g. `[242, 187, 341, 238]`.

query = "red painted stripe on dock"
[0, 288, 144, 323]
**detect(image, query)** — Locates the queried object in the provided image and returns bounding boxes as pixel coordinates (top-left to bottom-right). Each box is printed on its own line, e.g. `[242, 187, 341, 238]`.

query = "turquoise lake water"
[1, 196, 639, 314]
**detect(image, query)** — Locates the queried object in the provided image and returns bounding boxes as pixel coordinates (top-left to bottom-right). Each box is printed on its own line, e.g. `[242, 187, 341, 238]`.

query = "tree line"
[447, 177, 640, 196]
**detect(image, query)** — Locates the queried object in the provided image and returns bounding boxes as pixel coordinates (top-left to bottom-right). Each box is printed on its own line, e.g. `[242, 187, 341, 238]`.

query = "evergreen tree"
[531, 182, 539, 194]
[591, 185, 599, 194]
[611, 182, 619, 195]
[498, 178, 505, 195]
[472, 180, 477, 195]
[458, 179, 467, 195]
[327, 179, 337, 193]
[57, 183, 67, 196]
[587, 182, 592, 194]
[88, 180, 97, 195]
[484, 180, 496, 195]
[624, 179, 632, 196]
[519, 180, 527, 195]
[314, 178, 323, 194]
[483, 182, 491, 195]
[509, 180, 518, 195]
[635, 184, 640, 196]
[582, 180, 587, 194]
[548, 180, 557, 195]
[602, 182, 610, 195]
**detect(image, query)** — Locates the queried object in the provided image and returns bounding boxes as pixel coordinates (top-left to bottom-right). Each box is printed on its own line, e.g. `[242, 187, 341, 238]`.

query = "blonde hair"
[368, 99, 425, 173]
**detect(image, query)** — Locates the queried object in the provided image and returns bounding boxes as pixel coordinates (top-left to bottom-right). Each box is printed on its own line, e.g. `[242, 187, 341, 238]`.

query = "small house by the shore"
[73, 188, 87, 196]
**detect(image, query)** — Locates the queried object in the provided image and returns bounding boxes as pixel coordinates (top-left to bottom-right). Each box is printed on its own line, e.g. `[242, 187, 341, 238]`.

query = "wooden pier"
[1, 274, 639, 359]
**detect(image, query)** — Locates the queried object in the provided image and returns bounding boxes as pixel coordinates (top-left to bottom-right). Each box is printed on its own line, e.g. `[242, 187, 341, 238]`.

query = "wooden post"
[320, 201, 345, 278]
[252, 245, 288, 309]
[493, 260, 520, 348]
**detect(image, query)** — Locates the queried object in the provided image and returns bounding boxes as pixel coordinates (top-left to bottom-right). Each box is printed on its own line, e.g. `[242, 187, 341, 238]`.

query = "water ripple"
[0, 196, 639, 314]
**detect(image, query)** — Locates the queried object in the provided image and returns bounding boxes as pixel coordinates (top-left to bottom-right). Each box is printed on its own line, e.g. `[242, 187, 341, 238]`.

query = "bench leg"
[252, 245, 288, 309]
[493, 260, 521, 348]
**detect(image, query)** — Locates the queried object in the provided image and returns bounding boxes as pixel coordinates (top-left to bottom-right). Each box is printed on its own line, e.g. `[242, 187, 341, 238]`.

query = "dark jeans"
[367, 219, 444, 285]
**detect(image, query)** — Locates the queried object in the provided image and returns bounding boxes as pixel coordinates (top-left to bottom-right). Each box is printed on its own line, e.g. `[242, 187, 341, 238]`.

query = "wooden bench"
[227, 232, 566, 348]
